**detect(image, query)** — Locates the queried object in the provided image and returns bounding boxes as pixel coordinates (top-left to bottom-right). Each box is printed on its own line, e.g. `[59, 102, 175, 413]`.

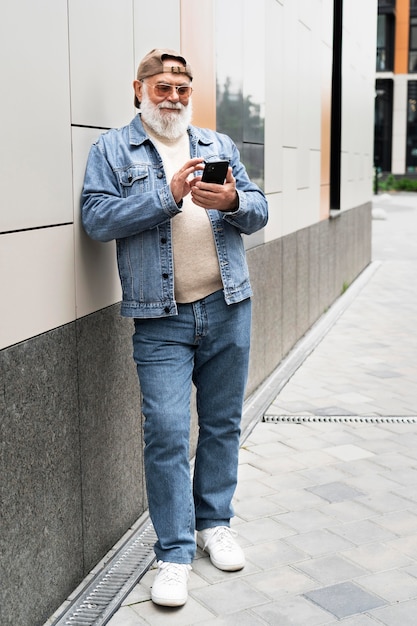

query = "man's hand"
[190, 167, 238, 212]
[170, 158, 205, 204]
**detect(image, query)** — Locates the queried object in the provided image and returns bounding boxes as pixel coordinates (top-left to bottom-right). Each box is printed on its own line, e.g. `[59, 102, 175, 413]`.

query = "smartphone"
[201, 160, 229, 184]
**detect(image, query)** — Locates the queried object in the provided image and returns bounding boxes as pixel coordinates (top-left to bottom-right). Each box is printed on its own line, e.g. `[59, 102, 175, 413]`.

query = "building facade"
[0, 1, 376, 624]
[375, 0, 417, 173]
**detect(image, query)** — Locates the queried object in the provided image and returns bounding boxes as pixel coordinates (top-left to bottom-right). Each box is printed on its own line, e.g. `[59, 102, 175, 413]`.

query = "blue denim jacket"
[81, 114, 268, 318]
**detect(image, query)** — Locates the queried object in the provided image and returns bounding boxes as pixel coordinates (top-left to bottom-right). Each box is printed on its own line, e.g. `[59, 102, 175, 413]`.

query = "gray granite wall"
[0, 203, 371, 626]
[0, 310, 145, 626]
[246, 202, 372, 394]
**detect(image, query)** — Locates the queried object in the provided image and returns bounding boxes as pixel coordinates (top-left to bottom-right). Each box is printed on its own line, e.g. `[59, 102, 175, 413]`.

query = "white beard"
[140, 85, 193, 140]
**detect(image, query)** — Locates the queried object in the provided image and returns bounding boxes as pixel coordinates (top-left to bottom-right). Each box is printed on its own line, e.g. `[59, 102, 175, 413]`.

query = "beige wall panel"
[69, 0, 135, 129]
[0, 0, 72, 232]
[320, 38, 332, 220]
[320, 183, 330, 218]
[0, 227, 75, 350]
[72, 127, 121, 319]
[180, 0, 215, 129]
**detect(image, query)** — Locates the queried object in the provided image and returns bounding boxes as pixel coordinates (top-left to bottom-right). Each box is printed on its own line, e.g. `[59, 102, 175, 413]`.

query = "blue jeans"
[132, 290, 251, 564]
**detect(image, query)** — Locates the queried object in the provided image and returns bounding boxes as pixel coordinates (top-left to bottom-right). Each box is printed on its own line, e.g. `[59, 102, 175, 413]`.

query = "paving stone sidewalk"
[107, 194, 417, 625]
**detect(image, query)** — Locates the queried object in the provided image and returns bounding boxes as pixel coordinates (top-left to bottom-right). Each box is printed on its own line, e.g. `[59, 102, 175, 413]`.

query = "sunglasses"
[146, 82, 193, 98]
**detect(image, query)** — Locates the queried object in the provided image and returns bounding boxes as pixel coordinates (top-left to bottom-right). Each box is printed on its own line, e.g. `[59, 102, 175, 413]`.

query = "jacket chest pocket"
[118, 165, 150, 196]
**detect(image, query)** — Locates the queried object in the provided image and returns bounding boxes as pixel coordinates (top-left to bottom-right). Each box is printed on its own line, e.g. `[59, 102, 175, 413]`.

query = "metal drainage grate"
[263, 415, 417, 424]
[52, 519, 157, 626]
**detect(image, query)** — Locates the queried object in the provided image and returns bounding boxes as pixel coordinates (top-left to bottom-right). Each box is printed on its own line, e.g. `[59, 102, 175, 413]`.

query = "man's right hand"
[170, 158, 205, 204]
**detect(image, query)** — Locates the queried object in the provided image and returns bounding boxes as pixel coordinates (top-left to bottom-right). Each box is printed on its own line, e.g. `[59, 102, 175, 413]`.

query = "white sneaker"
[197, 526, 245, 571]
[151, 561, 191, 607]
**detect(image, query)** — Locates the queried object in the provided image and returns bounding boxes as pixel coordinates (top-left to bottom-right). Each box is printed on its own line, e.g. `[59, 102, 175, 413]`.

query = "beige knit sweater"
[146, 128, 223, 303]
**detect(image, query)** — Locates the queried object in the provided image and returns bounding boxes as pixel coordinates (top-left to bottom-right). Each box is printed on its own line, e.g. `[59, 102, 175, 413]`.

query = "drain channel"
[263, 415, 417, 424]
[51, 520, 157, 626]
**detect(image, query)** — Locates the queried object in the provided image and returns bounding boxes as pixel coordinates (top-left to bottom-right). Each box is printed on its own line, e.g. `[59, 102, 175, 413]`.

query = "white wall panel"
[340, 0, 377, 210]
[0, 0, 72, 233]
[0, 226, 76, 350]
[73, 127, 121, 319]
[133, 0, 181, 67]
[304, 148, 321, 227]
[69, 0, 135, 129]
[297, 146, 310, 191]
[392, 75, 407, 175]
[264, 192, 283, 243]
[321, 0, 334, 48]
[309, 34, 322, 152]
[282, 0, 299, 149]
[298, 0, 317, 31]
[282, 147, 298, 236]
[296, 22, 311, 192]
[265, 0, 284, 194]
[243, 0, 266, 144]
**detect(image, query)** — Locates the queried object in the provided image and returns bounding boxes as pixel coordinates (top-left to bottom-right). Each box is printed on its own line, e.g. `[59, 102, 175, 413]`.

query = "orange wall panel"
[395, 0, 410, 74]
[180, 0, 216, 129]
[320, 45, 332, 219]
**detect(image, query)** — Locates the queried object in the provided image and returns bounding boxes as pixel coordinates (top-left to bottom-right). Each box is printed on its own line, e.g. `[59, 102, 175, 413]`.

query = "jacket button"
[164, 306, 170, 313]
[162, 273, 169, 279]
[161, 237, 167, 244]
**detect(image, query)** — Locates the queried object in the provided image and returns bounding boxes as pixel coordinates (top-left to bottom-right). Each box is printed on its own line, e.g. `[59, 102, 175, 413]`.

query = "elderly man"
[82, 48, 268, 607]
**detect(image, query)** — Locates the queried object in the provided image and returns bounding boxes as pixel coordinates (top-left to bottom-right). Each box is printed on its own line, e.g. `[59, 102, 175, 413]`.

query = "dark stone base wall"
[247, 203, 372, 394]
[0, 311, 145, 626]
[0, 203, 371, 626]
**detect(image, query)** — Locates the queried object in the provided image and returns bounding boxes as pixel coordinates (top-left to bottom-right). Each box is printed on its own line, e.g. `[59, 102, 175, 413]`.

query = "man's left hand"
[190, 167, 238, 212]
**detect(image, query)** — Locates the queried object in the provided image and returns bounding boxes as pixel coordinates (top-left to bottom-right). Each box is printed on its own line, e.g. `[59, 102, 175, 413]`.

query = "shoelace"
[156, 561, 191, 584]
[204, 527, 238, 552]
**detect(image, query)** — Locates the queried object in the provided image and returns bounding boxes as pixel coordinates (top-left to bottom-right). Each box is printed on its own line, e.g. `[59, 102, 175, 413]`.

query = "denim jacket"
[81, 114, 268, 318]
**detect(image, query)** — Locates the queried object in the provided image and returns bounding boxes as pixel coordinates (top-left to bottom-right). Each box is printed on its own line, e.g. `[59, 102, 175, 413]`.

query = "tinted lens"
[177, 86, 192, 97]
[153, 84, 192, 98]
[154, 84, 173, 97]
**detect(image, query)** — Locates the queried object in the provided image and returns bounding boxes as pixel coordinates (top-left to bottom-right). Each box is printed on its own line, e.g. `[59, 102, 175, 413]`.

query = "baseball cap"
[134, 48, 193, 108]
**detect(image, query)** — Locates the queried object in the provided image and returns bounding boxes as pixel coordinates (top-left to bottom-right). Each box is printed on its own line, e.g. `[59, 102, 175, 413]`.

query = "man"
[81, 48, 268, 607]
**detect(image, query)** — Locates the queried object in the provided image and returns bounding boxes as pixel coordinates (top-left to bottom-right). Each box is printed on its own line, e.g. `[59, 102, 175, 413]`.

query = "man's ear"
[133, 79, 143, 105]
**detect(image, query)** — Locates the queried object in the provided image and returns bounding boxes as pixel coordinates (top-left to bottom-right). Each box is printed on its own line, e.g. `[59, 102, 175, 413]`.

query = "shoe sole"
[209, 557, 245, 571]
[151, 593, 187, 607]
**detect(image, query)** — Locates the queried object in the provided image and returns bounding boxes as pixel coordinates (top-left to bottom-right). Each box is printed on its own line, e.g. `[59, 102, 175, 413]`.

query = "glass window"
[377, 15, 387, 70]
[410, 18, 417, 72]
[374, 79, 393, 172]
[406, 81, 417, 171]
[376, 13, 394, 71]
[215, 0, 264, 189]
